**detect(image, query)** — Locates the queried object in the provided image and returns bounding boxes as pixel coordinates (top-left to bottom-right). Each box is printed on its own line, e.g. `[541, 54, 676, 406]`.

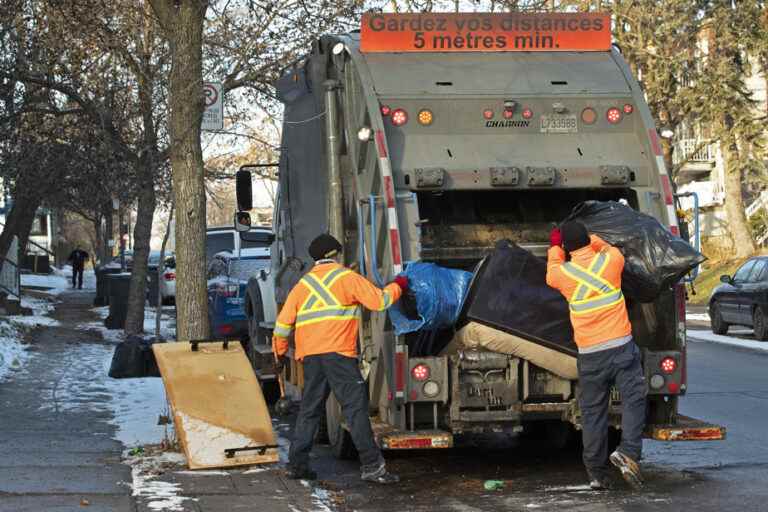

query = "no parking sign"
[202, 82, 223, 131]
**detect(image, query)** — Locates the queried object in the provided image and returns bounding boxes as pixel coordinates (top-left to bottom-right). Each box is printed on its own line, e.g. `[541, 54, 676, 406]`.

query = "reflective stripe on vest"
[561, 251, 624, 316]
[296, 268, 358, 327]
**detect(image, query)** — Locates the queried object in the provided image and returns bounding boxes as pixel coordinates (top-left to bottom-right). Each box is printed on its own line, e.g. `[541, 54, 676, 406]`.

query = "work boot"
[360, 462, 399, 485]
[610, 450, 643, 489]
[286, 465, 317, 481]
[587, 469, 612, 490]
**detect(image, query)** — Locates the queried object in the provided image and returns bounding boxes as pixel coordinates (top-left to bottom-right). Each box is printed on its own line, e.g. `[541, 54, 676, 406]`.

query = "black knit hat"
[561, 221, 590, 252]
[308, 233, 342, 261]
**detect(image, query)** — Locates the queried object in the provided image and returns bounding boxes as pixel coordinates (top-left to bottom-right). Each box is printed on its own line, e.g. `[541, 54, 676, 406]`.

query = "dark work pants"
[72, 267, 84, 289]
[578, 341, 646, 473]
[289, 352, 383, 472]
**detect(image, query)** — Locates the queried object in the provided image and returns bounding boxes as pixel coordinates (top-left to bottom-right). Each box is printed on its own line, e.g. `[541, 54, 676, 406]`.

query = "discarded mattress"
[460, 240, 577, 357]
[443, 322, 578, 380]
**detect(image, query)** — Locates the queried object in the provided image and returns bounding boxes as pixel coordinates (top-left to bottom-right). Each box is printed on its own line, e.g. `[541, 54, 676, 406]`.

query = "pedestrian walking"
[67, 246, 90, 290]
[546, 221, 646, 490]
[272, 233, 408, 484]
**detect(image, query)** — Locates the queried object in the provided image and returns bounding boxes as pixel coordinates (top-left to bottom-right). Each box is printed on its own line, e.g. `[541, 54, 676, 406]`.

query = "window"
[733, 260, 757, 282]
[229, 257, 270, 281]
[750, 260, 768, 282]
[30, 214, 48, 236]
[206, 232, 234, 261]
[241, 230, 273, 249]
[207, 257, 228, 280]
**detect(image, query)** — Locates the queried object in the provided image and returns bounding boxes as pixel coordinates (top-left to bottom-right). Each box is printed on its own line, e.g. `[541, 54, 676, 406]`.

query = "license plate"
[540, 114, 578, 134]
[226, 297, 244, 305]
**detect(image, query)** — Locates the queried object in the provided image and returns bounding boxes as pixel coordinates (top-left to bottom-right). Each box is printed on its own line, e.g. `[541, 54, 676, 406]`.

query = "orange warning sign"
[360, 13, 611, 53]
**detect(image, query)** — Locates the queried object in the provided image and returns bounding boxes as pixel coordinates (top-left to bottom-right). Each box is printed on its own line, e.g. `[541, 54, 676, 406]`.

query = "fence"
[672, 138, 716, 165]
[0, 236, 20, 300]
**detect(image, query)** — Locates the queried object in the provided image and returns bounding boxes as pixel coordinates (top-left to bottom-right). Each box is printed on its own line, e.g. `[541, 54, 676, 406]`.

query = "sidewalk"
[0, 283, 337, 512]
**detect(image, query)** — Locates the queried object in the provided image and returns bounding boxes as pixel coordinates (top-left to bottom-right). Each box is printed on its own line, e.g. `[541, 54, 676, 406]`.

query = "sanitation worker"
[546, 221, 645, 490]
[272, 233, 408, 484]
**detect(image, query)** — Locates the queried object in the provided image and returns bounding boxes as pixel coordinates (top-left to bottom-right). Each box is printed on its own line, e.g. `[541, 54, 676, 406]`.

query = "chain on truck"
[235, 11, 725, 456]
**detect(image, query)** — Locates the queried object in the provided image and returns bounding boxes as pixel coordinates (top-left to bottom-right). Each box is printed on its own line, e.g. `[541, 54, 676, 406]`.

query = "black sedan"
[709, 256, 768, 340]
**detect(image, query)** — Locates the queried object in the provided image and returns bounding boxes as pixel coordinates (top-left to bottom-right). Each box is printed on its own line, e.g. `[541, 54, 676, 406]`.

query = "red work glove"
[393, 275, 409, 292]
[549, 227, 562, 247]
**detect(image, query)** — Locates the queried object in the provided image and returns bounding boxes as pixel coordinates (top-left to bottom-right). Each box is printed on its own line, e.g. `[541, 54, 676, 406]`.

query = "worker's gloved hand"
[274, 354, 289, 372]
[549, 227, 562, 247]
[393, 274, 409, 292]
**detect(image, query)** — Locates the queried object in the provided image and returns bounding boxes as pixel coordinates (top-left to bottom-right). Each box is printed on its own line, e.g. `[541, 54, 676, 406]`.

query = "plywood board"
[153, 341, 279, 469]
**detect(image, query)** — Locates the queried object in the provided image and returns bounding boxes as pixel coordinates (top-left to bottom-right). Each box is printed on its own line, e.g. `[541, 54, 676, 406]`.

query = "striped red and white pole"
[375, 129, 403, 274]
[648, 129, 680, 236]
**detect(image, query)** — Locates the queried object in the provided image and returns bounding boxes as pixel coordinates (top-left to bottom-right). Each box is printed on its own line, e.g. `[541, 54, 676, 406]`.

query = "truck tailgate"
[646, 415, 726, 441]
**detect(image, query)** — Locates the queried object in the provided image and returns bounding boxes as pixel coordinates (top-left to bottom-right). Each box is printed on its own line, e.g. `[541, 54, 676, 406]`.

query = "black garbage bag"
[460, 240, 577, 356]
[108, 336, 162, 379]
[566, 201, 705, 303]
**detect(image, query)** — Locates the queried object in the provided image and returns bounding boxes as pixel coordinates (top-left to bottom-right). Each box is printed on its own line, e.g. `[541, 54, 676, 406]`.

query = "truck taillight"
[581, 107, 597, 125]
[217, 284, 239, 297]
[380, 104, 391, 116]
[163, 272, 175, 280]
[417, 109, 433, 126]
[391, 108, 408, 126]
[606, 107, 622, 124]
[482, 108, 494, 120]
[660, 357, 677, 374]
[623, 103, 634, 114]
[411, 364, 430, 381]
[521, 108, 533, 120]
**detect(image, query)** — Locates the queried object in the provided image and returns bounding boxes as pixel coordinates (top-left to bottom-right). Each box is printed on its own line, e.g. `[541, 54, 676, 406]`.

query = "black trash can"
[105, 273, 132, 329]
[95, 266, 123, 306]
[147, 267, 160, 308]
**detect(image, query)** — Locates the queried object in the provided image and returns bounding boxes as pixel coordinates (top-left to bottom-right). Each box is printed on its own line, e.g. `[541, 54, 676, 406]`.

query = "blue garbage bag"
[388, 262, 473, 335]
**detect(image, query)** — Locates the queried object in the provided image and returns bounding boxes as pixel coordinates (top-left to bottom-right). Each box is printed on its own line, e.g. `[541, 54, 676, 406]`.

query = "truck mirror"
[719, 274, 732, 284]
[234, 211, 252, 233]
[236, 169, 253, 211]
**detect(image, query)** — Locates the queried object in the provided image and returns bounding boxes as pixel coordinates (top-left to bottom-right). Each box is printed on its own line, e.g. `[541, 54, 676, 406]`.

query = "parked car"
[207, 248, 271, 339]
[206, 225, 273, 263]
[709, 256, 768, 340]
[148, 251, 176, 304]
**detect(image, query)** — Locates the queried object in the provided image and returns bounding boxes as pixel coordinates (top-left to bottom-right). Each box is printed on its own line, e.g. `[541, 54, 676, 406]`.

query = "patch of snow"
[176, 411, 254, 467]
[174, 470, 230, 476]
[106, 372, 170, 447]
[686, 312, 710, 322]
[129, 452, 195, 512]
[242, 467, 269, 474]
[310, 487, 335, 512]
[79, 321, 124, 344]
[92, 306, 110, 319]
[688, 330, 768, 352]
[0, 321, 29, 381]
[144, 307, 176, 340]
[21, 273, 69, 294]
[9, 315, 60, 328]
[21, 295, 54, 314]
[543, 484, 593, 492]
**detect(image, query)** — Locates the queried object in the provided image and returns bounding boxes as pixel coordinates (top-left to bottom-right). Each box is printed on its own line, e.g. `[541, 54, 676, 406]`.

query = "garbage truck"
[237, 12, 724, 456]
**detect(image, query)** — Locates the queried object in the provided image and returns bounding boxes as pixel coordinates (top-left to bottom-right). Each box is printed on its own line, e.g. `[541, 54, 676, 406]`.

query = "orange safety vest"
[546, 235, 632, 351]
[272, 262, 403, 360]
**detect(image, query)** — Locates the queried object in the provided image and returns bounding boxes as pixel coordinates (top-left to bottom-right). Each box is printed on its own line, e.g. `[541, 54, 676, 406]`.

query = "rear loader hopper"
[238, 12, 724, 456]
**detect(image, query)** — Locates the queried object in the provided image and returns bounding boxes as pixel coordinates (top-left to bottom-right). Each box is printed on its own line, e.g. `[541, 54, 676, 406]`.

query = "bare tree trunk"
[149, 0, 210, 341]
[720, 123, 756, 258]
[0, 191, 41, 268]
[124, 179, 156, 335]
[103, 203, 114, 263]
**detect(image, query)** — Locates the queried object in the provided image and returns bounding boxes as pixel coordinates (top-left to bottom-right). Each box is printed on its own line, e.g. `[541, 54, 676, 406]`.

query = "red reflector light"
[606, 107, 622, 124]
[660, 175, 674, 205]
[483, 109, 494, 120]
[163, 272, 176, 280]
[411, 364, 430, 381]
[391, 108, 408, 126]
[502, 109, 514, 119]
[668, 382, 680, 394]
[389, 437, 433, 449]
[219, 324, 234, 335]
[395, 352, 405, 392]
[521, 108, 533, 120]
[670, 225, 680, 236]
[623, 103, 634, 114]
[380, 104, 391, 116]
[660, 357, 677, 374]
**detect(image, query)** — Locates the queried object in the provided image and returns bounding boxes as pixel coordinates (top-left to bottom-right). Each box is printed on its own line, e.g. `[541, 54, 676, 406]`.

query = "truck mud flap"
[646, 415, 726, 441]
[153, 340, 279, 469]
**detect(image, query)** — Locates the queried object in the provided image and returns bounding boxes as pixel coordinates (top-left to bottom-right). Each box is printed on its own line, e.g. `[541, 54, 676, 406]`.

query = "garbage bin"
[95, 265, 122, 306]
[105, 273, 131, 329]
[147, 267, 160, 308]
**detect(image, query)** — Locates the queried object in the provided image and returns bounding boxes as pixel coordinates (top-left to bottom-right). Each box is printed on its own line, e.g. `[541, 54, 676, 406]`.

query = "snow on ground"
[687, 330, 768, 352]
[127, 451, 194, 512]
[21, 267, 95, 295]
[0, 321, 28, 381]
[9, 294, 61, 328]
[686, 312, 710, 322]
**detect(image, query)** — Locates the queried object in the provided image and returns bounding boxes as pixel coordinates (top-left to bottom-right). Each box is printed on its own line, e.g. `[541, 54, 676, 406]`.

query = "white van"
[205, 226, 274, 263]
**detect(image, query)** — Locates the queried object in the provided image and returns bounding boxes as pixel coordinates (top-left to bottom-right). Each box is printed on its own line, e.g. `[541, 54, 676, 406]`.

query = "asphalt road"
[305, 334, 768, 512]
